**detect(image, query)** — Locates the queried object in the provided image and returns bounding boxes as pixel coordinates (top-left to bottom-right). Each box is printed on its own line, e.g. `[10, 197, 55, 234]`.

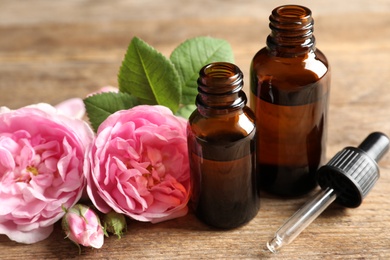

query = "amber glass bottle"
[250, 5, 331, 196]
[187, 62, 259, 229]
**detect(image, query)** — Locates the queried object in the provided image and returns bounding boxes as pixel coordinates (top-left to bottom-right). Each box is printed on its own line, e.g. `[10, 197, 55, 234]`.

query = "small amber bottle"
[250, 5, 331, 196]
[187, 62, 259, 229]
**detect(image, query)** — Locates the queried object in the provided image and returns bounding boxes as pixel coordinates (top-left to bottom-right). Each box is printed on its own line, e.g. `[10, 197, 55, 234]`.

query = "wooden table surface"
[1, 0, 390, 259]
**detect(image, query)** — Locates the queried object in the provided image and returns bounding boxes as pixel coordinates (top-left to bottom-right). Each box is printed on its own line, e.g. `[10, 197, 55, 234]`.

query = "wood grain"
[0, 0, 390, 259]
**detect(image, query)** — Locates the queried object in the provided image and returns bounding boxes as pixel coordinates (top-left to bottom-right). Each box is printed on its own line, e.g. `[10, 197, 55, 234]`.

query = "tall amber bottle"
[187, 62, 259, 229]
[250, 5, 331, 196]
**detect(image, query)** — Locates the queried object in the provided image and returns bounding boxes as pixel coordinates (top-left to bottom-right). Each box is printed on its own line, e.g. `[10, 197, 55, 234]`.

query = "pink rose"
[86, 105, 190, 223]
[62, 204, 104, 249]
[0, 103, 94, 244]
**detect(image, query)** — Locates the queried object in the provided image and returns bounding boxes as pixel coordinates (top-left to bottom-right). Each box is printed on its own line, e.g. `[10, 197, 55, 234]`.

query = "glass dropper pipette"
[267, 187, 337, 252]
[266, 132, 390, 253]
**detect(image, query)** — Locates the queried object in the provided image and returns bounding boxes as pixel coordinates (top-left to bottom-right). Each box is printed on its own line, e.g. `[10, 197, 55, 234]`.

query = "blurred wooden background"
[0, 0, 390, 259]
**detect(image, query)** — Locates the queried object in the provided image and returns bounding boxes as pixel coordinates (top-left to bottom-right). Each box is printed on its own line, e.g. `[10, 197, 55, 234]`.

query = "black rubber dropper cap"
[316, 132, 390, 208]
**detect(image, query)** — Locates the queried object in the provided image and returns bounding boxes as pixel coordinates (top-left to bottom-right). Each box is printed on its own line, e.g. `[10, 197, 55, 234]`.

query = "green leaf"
[175, 104, 197, 119]
[83, 92, 140, 132]
[170, 36, 234, 105]
[118, 37, 181, 113]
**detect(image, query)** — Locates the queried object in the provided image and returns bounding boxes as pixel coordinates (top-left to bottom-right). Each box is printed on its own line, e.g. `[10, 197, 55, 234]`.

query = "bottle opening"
[198, 62, 243, 93]
[201, 62, 240, 80]
[274, 5, 311, 20]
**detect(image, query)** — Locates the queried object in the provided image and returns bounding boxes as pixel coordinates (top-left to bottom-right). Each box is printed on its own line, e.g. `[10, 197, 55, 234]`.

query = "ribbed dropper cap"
[316, 132, 389, 208]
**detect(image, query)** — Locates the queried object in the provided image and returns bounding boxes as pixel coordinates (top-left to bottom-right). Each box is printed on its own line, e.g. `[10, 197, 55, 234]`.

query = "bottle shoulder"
[251, 47, 330, 85]
[188, 108, 256, 140]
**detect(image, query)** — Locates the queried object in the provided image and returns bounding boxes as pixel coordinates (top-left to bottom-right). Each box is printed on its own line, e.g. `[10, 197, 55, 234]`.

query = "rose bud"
[102, 211, 127, 238]
[62, 204, 104, 250]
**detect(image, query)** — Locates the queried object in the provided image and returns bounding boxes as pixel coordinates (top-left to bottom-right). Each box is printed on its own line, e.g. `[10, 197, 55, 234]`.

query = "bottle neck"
[196, 62, 247, 116]
[266, 5, 316, 57]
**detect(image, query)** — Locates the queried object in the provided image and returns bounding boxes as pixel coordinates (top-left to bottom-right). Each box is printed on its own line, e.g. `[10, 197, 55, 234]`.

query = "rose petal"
[55, 98, 86, 119]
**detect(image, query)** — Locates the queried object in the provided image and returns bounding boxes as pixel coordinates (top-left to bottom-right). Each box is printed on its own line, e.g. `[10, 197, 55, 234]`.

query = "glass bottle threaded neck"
[196, 62, 246, 116]
[266, 5, 315, 56]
